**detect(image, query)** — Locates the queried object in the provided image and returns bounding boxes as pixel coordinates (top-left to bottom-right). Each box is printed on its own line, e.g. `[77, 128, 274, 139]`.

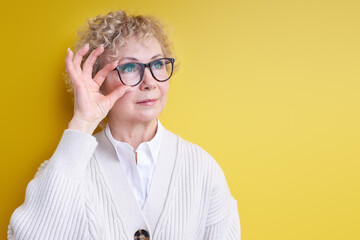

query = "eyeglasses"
[114, 58, 175, 86]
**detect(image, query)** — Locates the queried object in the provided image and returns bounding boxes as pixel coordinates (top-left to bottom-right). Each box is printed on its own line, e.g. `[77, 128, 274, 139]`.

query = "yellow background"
[1, 0, 359, 239]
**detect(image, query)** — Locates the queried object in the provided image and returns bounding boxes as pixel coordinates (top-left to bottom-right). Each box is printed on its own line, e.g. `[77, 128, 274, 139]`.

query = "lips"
[136, 98, 158, 105]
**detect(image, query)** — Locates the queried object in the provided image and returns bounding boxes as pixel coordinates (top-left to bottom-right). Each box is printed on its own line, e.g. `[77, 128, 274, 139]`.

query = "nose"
[139, 67, 157, 91]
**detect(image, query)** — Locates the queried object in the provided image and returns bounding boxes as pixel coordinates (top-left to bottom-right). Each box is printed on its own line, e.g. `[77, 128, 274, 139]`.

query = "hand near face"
[65, 44, 133, 134]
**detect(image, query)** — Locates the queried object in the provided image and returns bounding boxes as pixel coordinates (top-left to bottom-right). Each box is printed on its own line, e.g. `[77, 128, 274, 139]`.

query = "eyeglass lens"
[118, 58, 173, 86]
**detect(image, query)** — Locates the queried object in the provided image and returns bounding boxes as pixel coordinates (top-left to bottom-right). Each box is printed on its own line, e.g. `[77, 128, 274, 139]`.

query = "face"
[102, 36, 169, 125]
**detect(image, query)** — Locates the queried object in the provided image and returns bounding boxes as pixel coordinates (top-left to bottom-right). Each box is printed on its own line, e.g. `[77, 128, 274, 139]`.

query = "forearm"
[8, 130, 98, 240]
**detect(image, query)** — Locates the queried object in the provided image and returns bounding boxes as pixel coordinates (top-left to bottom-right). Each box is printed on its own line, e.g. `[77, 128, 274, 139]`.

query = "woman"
[8, 10, 240, 240]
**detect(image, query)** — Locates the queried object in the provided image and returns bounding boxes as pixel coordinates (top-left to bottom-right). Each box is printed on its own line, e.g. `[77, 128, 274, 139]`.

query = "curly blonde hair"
[65, 10, 175, 94]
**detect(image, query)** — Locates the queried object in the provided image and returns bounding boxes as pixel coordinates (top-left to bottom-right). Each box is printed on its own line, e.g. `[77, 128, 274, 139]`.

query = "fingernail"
[126, 87, 135, 92]
[67, 47, 70, 52]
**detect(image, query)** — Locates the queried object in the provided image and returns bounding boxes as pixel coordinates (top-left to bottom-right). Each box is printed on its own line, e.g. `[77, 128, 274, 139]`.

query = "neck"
[108, 117, 158, 151]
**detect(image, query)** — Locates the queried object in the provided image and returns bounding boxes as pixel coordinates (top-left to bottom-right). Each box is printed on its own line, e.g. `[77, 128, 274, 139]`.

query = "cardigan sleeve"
[203, 160, 241, 240]
[8, 130, 99, 240]
[203, 198, 241, 239]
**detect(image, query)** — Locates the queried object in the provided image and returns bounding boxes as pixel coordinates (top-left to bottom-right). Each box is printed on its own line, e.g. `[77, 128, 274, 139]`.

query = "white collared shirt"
[104, 120, 163, 209]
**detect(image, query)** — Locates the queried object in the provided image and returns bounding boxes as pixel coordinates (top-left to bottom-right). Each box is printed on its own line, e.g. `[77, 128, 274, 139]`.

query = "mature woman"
[8, 10, 240, 240]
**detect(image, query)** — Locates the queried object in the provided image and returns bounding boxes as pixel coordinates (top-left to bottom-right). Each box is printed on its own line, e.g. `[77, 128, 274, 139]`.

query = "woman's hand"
[65, 44, 132, 135]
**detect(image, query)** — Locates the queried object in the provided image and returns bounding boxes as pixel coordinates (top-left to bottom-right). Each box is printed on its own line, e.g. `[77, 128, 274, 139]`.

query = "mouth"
[136, 98, 158, 106]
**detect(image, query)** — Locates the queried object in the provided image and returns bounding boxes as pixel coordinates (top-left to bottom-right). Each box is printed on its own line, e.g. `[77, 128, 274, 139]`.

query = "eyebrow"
[119, 54, 164, 63]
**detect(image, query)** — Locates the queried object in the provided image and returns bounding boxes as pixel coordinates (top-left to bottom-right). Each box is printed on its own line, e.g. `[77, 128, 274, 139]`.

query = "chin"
[134, 105, 163, 121]
[110, 102, 165, 124]
[135, 112, 161, 123]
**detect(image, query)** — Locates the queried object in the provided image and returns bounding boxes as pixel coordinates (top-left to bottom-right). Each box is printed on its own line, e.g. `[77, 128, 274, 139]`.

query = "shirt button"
[134, 229, 149, 240]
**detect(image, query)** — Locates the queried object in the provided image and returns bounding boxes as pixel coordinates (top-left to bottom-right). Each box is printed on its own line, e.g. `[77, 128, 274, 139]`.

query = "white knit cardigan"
[8, 128, 241, 239]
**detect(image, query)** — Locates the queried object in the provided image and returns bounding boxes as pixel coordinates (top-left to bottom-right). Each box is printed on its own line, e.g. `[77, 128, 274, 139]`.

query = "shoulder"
[171, 131, 235, 207]
[177, 134, 215, 162]
[170, 130, 226, 184]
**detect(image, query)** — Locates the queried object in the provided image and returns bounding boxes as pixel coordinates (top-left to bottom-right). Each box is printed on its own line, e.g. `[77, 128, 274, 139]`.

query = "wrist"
[68, 117, 99, 135]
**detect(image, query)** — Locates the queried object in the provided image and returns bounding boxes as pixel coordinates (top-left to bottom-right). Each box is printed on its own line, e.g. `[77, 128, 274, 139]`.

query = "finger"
[105, 85, 134, 108]
[93, 60, 119, 87]
[73, 43, 90, 70]
[65, 48, 78, 83]
[83, 45, 104, 77]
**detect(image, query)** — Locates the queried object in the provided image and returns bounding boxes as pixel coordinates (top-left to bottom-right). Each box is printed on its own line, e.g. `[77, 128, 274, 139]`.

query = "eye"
[120, 63, 137, 73]
[153, 60, 165, 69]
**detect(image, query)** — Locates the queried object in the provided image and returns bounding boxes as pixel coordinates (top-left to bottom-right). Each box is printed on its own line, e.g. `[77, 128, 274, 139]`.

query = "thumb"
[106, 85, 134, 107]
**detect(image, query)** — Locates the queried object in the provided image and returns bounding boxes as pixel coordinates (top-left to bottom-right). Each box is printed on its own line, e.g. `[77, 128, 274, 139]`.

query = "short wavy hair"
[65, 10, 175, 94]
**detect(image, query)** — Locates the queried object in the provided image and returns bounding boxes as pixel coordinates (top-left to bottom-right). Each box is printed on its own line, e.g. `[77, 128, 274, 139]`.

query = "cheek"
[160, 83, 169, 99]
[119, 90, 136, 103]
[160, 83, 169, 108]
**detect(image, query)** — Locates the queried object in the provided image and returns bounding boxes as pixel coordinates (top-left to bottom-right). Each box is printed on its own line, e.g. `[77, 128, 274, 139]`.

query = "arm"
[203, 198, 241, 240]
[8, 44, 131, 240]
[203, 164, 241, 240]
[8, 130, 98, 240]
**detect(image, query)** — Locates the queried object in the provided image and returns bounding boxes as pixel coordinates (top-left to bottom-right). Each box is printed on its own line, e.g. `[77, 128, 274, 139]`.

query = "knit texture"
[8, 129, 240, 240]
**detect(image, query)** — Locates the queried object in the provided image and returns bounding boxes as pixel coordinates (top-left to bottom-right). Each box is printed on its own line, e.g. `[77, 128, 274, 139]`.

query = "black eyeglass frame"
[114, 57, 175, 87]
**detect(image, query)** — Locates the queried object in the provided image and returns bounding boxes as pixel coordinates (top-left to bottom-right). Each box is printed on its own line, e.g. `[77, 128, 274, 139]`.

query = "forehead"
[116, 36, 163, 61]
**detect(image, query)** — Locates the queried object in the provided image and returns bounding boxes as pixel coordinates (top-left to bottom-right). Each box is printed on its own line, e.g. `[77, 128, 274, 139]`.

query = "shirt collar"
[105, 120, 163, 164]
